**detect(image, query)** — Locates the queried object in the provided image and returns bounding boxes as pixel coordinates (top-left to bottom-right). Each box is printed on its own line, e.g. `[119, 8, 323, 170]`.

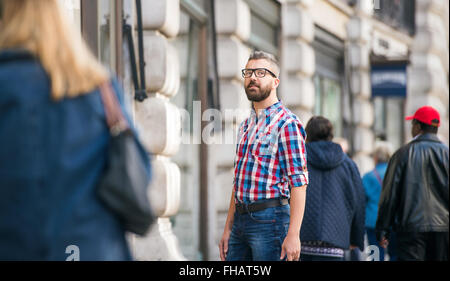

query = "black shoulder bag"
[97, 82, 154, 236]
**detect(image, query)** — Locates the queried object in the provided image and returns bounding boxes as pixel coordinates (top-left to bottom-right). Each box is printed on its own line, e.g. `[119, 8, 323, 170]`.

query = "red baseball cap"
[405, 106, 440, 127]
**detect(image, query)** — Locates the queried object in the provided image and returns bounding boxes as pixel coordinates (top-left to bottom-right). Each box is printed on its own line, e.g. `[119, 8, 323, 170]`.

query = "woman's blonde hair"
[0, 0, 109, 100]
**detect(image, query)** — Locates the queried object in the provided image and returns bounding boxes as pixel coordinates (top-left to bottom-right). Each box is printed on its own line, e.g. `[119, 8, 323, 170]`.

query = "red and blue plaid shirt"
[233, 101, 308, 203]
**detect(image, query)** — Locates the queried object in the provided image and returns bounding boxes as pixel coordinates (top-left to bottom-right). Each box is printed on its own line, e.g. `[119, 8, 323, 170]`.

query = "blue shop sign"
[371, 64, 407, 97]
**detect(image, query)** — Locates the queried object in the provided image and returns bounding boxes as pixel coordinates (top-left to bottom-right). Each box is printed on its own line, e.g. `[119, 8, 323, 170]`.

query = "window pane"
[373, 97, 385, 139]
[250, 14, 278, 48]
[314, 76, 342, 137]
[385, 98, 404, 150]
[332, 81, 342, 136]
[314, 75, 322, 115]
[323, 78, 342, 137]
[245, 0, 280, 55]
[374, 0, 415, 35]
[372, 97, 405, 150]
[171, 10, 202, 261]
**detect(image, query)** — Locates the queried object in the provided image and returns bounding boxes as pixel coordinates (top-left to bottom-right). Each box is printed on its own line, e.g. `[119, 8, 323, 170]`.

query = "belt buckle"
[236, 202, 245, 214]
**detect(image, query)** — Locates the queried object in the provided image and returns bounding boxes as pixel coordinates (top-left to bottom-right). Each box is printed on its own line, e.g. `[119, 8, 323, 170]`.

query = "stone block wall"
[127, 0, 185, 261]
[407, 0, 449, 145]
[213, 0, 252, 261]
[346, 1, 374, 175]
[281, 0, 315, 124]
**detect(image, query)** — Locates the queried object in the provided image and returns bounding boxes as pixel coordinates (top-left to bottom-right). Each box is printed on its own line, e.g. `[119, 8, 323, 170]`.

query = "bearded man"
[219, 50, 308, 261]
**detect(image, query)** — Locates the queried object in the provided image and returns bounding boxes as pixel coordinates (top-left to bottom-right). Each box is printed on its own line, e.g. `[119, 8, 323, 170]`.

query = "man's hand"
[280, 186, 306, 261]
[219, 229, 231, 261]
[220, 189, 236, 261]
[280, 233, 300, 261]
[379, 237, 389, 249]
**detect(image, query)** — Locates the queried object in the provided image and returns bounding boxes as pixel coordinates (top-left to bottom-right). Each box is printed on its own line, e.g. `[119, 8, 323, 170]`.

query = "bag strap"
[373, 168, 383, 187]
[99, 82, 129, 136]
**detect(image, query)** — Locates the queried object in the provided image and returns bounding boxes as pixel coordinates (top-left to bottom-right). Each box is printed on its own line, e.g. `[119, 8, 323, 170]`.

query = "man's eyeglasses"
[241, 68, 277, 79]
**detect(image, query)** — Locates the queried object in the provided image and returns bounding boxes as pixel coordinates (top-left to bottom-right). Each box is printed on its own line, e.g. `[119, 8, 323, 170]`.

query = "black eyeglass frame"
[241, 68, 277, 79]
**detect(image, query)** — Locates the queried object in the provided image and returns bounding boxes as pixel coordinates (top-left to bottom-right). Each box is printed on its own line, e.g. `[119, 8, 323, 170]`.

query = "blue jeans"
[226, 203, 290, 261]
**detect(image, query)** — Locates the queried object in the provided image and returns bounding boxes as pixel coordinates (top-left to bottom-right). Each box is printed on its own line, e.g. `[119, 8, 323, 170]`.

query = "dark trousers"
[397, 232, 449, 261]
[366, 228, 398, 261]
[366, 228, 385, 261]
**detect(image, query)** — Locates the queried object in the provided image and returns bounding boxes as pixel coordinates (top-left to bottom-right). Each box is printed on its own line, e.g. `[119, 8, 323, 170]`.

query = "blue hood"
[306, 141, 346, 170]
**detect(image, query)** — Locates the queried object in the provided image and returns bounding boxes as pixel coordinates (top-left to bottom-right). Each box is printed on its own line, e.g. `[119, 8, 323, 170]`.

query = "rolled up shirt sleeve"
[278, 120, 309, 188]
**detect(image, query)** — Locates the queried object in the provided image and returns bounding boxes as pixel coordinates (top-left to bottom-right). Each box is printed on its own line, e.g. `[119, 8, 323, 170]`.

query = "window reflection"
[171, 9, 202, 261]
[314, 75, 343, 137]
[373, 97, 405, 150]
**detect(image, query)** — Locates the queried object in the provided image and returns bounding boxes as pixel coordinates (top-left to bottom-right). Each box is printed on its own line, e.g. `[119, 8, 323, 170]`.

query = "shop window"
[244, 0, 281, 56]
[79, 1, 130, 106]
[173, 0, 214, 261]
[314, 75, 343, 137]
[371, 63, 407, 149]
[172, 9, 202, 258]
[312, 27, 345, 138]
[373, 0, 415, 35]
[373, 97, 405, 150]
[347, 0, 415, 35]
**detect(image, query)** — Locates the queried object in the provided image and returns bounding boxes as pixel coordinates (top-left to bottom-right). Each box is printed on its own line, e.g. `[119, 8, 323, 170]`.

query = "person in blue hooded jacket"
[362, 141, 397, 261]
[299, 116, 365, 261]
[0, 0, 150, 260]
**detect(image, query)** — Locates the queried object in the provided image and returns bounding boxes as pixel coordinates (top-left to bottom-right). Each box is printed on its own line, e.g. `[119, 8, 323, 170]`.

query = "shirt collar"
[251, 100, 283, 119]
[412, 133, 422, 141]
[411, 133, 442, 144]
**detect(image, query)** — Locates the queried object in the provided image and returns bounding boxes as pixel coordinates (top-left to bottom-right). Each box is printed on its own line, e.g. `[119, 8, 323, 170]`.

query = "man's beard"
[245, 82, 271, 102]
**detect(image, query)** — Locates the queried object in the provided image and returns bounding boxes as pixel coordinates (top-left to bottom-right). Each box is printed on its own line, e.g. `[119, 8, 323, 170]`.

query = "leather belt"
[235, 198, 289, 214]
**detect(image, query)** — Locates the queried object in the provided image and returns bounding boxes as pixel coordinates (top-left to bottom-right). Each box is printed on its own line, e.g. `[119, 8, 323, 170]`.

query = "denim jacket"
[0, 49, 148, 260]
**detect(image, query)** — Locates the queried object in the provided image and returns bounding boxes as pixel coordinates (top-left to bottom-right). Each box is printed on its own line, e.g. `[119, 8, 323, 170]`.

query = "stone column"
[346, 1, 374, 175]
[213, 0, 251, 260]
[127, 0, 185, 261]
[281, 0, 315, 123]
[408, 0, 449, 145]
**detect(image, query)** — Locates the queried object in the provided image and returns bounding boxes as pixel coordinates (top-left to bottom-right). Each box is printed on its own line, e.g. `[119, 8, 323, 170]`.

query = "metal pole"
[80, 0, 98, 57]
[114, 0, 123, 78]
[198, 24, 209, 261]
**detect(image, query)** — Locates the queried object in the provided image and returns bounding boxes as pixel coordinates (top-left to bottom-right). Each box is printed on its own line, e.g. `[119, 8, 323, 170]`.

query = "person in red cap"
[375, 105, 449, 261]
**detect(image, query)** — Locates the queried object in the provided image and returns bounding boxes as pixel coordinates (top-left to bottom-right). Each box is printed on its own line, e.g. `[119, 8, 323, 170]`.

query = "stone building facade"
[63, 0, 448, 260]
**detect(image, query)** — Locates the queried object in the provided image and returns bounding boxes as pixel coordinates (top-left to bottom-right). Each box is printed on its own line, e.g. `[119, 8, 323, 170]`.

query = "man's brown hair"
[248, 50, 280, 77]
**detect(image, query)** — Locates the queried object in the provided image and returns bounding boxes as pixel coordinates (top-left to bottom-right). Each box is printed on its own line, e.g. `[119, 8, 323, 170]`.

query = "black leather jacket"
[376, 134, 449, 240]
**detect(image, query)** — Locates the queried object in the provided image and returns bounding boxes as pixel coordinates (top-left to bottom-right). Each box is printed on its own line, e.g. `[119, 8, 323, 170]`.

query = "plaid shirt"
[233, 101, 308, 203]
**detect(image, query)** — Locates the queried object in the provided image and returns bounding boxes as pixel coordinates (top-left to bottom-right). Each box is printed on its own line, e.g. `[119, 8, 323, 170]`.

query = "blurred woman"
[0, 0, 149, 260]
